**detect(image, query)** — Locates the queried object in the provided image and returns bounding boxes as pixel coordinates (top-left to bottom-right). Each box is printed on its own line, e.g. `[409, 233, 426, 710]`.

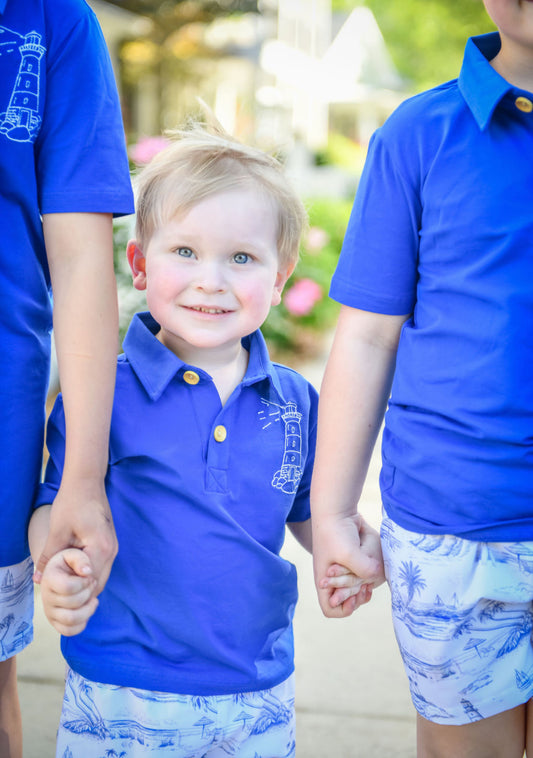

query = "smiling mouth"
[186, 306, 231, 315]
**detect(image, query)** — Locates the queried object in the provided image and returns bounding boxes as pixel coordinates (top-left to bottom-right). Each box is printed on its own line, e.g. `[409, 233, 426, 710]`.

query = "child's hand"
[313, 513, 385, 617]
[40, 549, 99, 636]
[319, 563, 374, 610]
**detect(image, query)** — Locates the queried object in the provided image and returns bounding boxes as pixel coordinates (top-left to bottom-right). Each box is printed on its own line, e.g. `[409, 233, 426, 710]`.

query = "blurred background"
[94, 0, 495, 363]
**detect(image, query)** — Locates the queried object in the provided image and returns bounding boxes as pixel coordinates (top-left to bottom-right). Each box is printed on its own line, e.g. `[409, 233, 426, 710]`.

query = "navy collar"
[123, 311, 287, 403]
[459, 33, 515, 131]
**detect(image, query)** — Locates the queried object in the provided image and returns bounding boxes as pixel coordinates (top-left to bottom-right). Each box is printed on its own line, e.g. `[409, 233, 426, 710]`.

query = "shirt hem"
[383, 499, 533, 543]
[64, 656, 295, 697]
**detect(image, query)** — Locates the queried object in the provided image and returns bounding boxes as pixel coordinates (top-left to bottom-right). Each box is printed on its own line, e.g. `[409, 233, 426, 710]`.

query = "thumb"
[61, 549, 94, 580]
[34, 527, 71, 584]
[348, 547, 381, 582]
[34, 547, 53, 585]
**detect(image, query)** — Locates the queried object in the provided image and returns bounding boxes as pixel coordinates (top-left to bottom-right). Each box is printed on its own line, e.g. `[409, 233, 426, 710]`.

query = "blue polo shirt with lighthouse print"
[0, 0, 133, 585]
[37, 312, 317, 696]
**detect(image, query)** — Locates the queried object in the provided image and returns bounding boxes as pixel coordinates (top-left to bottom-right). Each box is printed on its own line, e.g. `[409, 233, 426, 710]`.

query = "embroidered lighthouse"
[272, 401, 303, 494]
[0, 30, 44, 142]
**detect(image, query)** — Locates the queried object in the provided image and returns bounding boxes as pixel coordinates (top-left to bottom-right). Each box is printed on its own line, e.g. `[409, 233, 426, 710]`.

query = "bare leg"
[417, 705, 526, 758]
[0, 657, 22, 758]
[525, 698, 533, 756]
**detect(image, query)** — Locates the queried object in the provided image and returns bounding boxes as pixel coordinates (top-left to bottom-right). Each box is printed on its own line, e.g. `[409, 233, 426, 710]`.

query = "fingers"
[34, 545, 58, 585]
[318, 559, 377, 614]
[315, 583, 373, 618]
[34, 490, 118, 594]
[34, 521, 77, 584]
[44, 596, 99, 637]
[328, 582, 373, 608]
[40, 549, 99, 635]
[84, 537, 118, 595]
[341, 584, 373, 611]
[320, 564, 365, 591]
[316, 592, 358, 618]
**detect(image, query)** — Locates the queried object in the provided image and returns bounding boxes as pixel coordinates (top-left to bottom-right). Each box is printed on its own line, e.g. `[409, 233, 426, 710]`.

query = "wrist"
[312, 508, 360, 528]
[56, 470, 107, 499]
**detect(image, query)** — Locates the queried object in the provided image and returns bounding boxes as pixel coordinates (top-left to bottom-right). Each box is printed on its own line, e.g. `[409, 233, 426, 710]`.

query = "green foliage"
[331, 0, 495, 90]
[318, 132, 367, 174]
[262, 198, 353, 363]
[113, 217, 147, 344]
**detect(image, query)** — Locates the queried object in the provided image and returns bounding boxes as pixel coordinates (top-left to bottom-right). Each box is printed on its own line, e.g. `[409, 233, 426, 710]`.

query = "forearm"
[311, 306, 406, 615]
[28, 507, 52, 565]
[44, 213, 118, 486]
[311, 305, 406, 526]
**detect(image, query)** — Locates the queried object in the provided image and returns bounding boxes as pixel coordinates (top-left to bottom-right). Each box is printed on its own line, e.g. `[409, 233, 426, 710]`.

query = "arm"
[34, 213, 118, 593]
[287, 518, 312, 553]
[29, 507, 98, 636]
[311, 305, 408, 618]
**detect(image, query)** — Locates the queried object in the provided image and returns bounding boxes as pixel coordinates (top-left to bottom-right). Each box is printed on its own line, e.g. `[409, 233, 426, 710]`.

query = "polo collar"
[0, 0, 8, 14]
[459, 33, 513, 131]
[123, 311, 286, 402]
[241, 330, 287, 403]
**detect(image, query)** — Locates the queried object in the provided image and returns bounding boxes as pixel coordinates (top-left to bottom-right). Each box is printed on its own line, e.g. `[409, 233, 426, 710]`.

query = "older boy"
[29, 125, 364, 758]
[312, 1, 533, 756]
[0, 0, 133, 753]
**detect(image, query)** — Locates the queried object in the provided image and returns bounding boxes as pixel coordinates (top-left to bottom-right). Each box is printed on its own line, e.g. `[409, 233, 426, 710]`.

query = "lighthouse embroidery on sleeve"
[0, 27, 45, 143]
[258, 399, 303, 495]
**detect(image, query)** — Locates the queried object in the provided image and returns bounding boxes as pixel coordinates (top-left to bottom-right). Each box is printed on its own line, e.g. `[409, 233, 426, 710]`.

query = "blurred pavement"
[18, 344, 416, 757]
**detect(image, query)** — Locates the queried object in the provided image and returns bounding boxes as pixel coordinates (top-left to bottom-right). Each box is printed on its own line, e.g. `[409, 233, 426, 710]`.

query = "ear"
[271, 262, 296, 307]
[127, 240, 147, 291]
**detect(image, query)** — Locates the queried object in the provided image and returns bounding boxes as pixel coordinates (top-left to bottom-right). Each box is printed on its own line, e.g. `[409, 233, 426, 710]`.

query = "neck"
[182, 341, 249, 406]
[209, 345, 249, 406]
[490, 42, 533, 92]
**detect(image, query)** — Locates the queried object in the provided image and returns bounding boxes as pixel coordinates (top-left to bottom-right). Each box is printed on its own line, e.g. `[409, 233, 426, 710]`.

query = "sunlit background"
[89, 0, 495, 364]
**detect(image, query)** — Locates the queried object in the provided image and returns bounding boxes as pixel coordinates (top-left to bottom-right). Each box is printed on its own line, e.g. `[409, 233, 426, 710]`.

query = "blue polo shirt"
[331, 33, 533, 541]
[37, 312, 317, 694]
[0, 0, 134, 565]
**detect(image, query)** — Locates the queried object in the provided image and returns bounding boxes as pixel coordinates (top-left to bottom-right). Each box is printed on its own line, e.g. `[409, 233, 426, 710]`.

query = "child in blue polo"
[312, 1, 533, 756]
[29, 124, 364, 758]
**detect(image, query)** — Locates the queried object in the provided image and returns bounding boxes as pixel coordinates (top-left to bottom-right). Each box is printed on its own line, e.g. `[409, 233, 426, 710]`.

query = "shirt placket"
[182, 368, 232, 495]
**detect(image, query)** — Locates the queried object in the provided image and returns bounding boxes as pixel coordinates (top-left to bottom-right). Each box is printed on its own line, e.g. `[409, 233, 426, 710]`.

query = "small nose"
[195, 262, 226, 293]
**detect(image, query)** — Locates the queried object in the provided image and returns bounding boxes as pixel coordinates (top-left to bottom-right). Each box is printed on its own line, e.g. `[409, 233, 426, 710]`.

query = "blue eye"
[233, 253, 250, 264]
[177, 247, 194, 258]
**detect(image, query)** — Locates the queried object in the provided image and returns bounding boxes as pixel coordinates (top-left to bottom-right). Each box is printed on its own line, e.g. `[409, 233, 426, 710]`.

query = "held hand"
[34, 480, 118, 596]
[313, 513, 385, 618]
[320, 564, 373, 610]
[40, 548, 99, 636]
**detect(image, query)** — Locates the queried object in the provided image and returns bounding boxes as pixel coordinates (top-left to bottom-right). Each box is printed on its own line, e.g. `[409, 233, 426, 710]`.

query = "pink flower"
[284, 278, 322, 316]
[305, 226, 330, 253]
[129, 136, 171, 165]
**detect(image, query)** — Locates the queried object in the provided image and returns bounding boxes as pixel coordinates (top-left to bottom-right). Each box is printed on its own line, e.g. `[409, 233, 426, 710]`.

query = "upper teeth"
[192, 307, 224, 314]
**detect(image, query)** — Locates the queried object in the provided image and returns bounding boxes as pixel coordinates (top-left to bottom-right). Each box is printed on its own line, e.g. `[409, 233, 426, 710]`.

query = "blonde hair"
[134, 122, 307, 268]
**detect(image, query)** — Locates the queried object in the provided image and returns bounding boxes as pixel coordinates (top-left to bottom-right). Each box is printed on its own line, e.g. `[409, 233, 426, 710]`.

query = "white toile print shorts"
[56, 667, 296, 758]
[381, 509, 533, 725]
[0, 556, 33, 660]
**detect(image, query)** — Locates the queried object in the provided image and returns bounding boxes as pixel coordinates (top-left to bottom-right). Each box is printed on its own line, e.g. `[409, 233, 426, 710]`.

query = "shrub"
[262, 197, 352, 363]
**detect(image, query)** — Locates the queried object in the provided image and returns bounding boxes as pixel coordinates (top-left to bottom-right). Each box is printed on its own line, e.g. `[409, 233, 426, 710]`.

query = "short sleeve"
[36, 2, 133, 216]
[330, 126, 421, 316]
[286, 384, 318, 523]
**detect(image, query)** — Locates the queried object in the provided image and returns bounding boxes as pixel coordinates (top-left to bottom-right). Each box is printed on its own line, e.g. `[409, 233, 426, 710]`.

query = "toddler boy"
[30, 124, 363, 758]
